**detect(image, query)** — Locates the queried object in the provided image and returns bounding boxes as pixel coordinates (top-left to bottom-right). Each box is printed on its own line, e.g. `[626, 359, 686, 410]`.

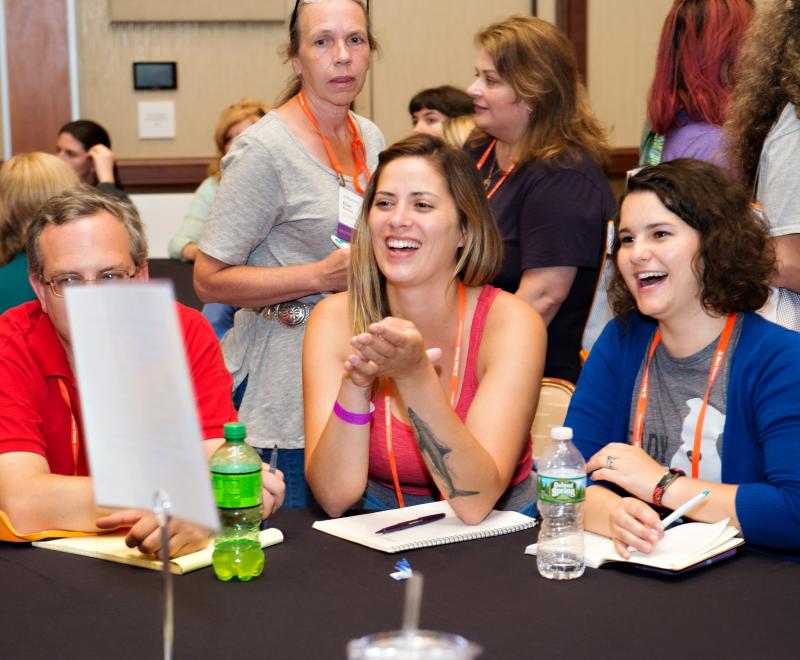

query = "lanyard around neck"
[476, 140, 515, 200]
[383, 282, 467, 507]
[57, 379, 80, 477]
[632, 314, 737, 479]
[296, 91, 370, 194]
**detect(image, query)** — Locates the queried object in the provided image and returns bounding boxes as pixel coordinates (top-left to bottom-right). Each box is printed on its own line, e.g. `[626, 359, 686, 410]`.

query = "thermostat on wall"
[133, 62, 177, 90]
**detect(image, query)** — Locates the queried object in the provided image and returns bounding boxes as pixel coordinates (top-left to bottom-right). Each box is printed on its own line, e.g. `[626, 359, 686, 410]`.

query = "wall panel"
[587, 0, 673, 147]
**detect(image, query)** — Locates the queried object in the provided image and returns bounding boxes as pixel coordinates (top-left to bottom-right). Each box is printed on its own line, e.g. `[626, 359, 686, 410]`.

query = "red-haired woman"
[640, 0, 754, 167]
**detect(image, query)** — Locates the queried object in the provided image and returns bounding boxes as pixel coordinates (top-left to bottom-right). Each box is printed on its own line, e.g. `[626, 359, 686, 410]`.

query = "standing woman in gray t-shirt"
[195, 0, 384, 507]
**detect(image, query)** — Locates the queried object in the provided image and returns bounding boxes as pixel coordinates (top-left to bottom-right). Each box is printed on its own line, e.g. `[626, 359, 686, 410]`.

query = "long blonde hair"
[0, 153, 79, 265]
[349, 135, 502, 337]
[469, 15, 609, 169]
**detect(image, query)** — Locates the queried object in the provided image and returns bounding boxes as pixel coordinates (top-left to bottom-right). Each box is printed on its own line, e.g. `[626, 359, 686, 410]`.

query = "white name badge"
[335, 186, 364, 245]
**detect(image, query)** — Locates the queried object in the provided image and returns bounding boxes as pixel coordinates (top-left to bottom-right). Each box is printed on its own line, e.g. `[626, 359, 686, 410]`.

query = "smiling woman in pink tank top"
[303, 134, 546, 524]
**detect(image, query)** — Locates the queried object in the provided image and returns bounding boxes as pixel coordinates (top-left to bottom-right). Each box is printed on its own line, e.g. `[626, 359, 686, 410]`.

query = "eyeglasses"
[43, 269, 138, 297]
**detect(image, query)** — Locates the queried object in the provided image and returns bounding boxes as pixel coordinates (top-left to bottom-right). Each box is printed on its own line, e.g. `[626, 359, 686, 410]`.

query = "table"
[1, 508, 797, 659]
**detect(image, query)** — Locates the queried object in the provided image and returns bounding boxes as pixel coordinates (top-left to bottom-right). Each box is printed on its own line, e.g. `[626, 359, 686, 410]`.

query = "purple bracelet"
[333, 400, 375, 425]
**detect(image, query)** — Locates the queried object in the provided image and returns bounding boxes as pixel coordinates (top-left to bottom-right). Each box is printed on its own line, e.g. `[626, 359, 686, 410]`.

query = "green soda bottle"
[210, 422, 264, 581]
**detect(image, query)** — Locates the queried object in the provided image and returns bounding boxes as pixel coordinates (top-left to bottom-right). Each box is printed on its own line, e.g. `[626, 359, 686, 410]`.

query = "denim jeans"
[257, 447, 315, 509]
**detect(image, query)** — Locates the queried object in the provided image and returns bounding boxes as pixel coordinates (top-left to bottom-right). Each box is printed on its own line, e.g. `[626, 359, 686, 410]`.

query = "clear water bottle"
[210, 422, 264, 581]
[536, 426, 586, 580]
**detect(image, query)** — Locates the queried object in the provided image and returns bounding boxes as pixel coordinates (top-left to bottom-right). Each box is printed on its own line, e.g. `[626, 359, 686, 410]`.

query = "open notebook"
[525, 518, 742, 573]
[313, 500, 536, 553]
[32, 528, 283, 575]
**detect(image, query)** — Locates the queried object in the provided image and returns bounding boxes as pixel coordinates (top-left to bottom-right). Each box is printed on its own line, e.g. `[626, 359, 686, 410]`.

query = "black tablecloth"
[1, 508, 797, 659]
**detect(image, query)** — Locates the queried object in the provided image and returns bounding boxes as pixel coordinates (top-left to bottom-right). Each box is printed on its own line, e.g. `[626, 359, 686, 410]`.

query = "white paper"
[65, 282, 218, 530]
[137, 100, 176, 139]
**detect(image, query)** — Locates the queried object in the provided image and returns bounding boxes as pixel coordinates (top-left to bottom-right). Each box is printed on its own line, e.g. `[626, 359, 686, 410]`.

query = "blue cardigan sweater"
[565, 312, 800, 549]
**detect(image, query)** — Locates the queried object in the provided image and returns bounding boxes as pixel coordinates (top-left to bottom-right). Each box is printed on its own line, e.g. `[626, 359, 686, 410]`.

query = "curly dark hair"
[608, 159, 774, 317]
[724, 0, 800, 188]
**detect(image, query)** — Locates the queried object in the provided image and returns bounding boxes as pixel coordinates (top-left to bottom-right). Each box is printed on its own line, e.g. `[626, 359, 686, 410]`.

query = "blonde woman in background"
[0, 153, 79, 315]
[441, 115, 476, 148]
[168, 97, 269, 262]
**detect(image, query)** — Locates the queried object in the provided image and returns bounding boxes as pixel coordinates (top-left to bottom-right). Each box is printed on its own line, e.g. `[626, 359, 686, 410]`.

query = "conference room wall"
[587, 0, 674, 147]
[65, 0, 669, 161]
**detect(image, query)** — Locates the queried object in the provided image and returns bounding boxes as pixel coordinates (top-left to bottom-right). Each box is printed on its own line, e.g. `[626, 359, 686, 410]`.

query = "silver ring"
[606, 455, 615, 469]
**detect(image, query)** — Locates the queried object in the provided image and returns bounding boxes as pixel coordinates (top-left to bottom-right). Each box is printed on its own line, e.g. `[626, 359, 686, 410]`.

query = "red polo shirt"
[0, 301, 237, 476]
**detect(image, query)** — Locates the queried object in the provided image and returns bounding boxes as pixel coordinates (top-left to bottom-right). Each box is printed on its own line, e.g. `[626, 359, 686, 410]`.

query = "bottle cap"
[550, 426, 573, 441]
[223, 422, 247, 442]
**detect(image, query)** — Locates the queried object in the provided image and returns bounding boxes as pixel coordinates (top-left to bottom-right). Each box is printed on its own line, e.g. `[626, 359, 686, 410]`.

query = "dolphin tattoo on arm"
[408, 407, 479, 499]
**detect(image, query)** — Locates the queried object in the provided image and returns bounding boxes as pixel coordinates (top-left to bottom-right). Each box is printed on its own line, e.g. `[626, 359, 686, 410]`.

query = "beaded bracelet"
[333, 400, 375, 425]
[652, 467, 685, 507]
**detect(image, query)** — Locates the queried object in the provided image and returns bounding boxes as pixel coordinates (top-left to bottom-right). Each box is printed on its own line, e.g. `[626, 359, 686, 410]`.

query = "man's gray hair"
[26, 184, 148, 279]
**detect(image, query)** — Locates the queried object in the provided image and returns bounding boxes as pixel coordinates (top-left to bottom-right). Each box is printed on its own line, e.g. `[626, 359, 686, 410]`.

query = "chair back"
[581, 220, 616, 359]
[531, 377, 575, 462]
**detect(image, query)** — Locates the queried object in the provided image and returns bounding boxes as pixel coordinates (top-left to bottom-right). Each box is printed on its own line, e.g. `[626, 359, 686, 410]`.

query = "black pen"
[375, 513, 446, 535]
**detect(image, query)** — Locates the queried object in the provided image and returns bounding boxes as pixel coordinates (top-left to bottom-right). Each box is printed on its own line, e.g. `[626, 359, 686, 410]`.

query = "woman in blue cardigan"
[566, 158, 800, 555]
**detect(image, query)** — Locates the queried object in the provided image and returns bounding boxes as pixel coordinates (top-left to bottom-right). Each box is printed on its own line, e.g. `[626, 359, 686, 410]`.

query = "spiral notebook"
[312, 501, 536, 553]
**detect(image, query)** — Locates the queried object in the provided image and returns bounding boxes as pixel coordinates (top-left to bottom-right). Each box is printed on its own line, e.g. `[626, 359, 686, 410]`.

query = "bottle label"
[537, 474, 586, 504]
[212, 469, 262, 509]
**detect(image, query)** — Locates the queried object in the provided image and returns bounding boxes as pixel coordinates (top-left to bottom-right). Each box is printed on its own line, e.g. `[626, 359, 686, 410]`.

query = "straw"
[401, 571, 424, 648]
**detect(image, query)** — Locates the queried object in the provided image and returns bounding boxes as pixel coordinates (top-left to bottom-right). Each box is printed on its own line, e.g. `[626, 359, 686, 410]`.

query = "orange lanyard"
[632, 314, 737, 479]
[476, 139, 515, 200]
[384, 282, 466, 507]
[56, 379, 80, 477]
[296, 91, 370, 194]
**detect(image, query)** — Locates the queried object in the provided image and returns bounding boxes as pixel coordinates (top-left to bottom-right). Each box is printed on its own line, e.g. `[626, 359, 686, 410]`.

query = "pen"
[627, 490, 711, 553]
[659, 489, 711, 530]
[268, 444, 278, 474]
[375, 513, 446, 535]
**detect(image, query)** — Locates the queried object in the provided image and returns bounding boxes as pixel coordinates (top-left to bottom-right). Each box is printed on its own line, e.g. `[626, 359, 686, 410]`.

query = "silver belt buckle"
[265, 301, 310, 326]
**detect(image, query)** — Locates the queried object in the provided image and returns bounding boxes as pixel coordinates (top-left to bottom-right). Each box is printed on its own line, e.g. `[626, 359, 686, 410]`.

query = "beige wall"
[75, 0, 534, 157]
[75, 0, 291, 158]
[587, 0, 673, 147]
[68, 0, 671, 159]
[368, 0, 532, 145]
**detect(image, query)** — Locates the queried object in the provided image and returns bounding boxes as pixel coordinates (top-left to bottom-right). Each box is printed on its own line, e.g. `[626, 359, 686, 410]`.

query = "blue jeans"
[257, 447, 315, 509]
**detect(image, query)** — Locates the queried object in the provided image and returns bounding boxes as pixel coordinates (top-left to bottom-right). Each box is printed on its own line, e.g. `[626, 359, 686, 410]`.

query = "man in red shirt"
[0, 186, 284, 557]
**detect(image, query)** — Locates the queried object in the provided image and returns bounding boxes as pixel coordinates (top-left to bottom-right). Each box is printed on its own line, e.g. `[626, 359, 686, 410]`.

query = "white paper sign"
[65, 282, 218, 530]
[137, 100, 176, 139]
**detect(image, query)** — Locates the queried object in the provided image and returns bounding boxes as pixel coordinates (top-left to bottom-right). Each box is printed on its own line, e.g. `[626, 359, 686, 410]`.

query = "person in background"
[194, 0, 384, 508]
[168, 97, 269, 263]
[566, 160, 800, 555]
[0, 186, 284, 557]
[304, 135, 545, 522]
[640, 0, 754, 167]
[466, 15, 614, 384]
[169, 97, 269, 340]
[409, 85, 474, 137]
[0, 153, 79, 315]
[725, 0, 800, 332]
[441, 114, 476, 148]
[56, 120, 127, 200]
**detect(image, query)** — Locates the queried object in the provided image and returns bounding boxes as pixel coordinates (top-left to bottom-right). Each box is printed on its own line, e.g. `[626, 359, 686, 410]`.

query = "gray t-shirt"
[627, 317, 742, 482]
[757, 102, 800, 331]
[199, 110, 384, 448]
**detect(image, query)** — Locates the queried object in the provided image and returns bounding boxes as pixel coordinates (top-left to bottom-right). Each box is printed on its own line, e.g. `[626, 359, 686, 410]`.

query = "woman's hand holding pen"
[608, 496, 664, 559]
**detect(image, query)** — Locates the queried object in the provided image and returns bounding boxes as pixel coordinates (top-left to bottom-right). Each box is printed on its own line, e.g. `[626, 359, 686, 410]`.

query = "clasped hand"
[344, 317, 442, 388]
[586, 442, 669, 558]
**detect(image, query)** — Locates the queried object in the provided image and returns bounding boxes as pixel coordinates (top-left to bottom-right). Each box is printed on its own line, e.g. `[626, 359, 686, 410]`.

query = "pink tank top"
[368, 285, 533, 497]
